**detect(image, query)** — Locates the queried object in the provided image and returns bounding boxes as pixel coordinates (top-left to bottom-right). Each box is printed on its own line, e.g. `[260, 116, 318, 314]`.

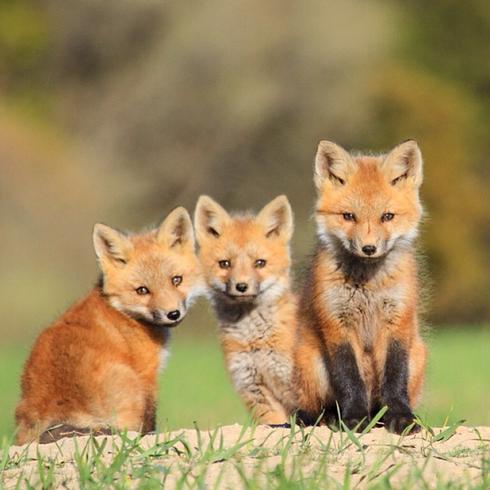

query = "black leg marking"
[381, 339, 419, 434]
[296, 410, 321, 427]
[326, 343, 369, 431]
[142, 398, 157, 433]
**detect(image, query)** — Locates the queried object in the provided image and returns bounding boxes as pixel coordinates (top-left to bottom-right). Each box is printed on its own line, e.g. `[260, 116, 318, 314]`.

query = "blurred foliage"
[383, 0, 490, 321]
[366, 67, 489, 321]
[397, 0, 490, 110]
[0, 0, 488, 340]
[0, 1, 48, 85]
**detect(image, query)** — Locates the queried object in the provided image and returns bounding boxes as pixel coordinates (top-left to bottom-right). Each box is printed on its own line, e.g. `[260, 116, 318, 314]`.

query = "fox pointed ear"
[157, 207, 195, 250]
[194, 195, 231, 241]
[256, 195, 294, 241]
[93, 224, 132, 265]
[382, 140, 423, 187]
[314, 140, 355, 189]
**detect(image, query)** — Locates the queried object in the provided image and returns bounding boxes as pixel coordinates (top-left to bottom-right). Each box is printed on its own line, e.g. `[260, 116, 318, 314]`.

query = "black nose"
[235, 283, 248, 293]
[167, 310, 181, 321]
[362, 245, 377, 256]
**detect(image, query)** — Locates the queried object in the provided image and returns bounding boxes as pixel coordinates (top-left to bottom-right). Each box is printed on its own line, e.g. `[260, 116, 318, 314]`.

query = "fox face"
[93, 207, 202, 327]
[313, 140, 423, 259]
[194, 195, 294, 304]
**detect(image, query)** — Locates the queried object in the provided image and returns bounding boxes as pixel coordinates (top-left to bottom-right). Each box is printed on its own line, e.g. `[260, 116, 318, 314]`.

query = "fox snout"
[361, 245, 377, 256]
[151, 308, 182, 325]
[127, 301, 187, 327]
[225, 277, 259, 298]
[349, 238, 386, 259]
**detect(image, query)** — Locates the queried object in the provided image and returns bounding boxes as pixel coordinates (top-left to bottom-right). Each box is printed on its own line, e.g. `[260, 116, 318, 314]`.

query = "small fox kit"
[15, 207, 201, 444]
[195, 195, 297, 425]
[295, 140, 427, 433]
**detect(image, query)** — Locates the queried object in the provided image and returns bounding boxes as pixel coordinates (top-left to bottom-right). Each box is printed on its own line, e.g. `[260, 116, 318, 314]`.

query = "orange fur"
[195, 195, 298, 424]
[295, 140, 427, 433]
[15, 208, 202, 444]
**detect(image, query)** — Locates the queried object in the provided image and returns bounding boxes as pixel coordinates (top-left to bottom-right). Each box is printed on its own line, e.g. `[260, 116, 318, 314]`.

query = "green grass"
[1, 329, 489, 443]
[1, 329, 489, 488]
[0, 345, 27, 441]
[1, 420, 488, 488]
[157, 334, 248, 430]
[420, 328, 490, 427]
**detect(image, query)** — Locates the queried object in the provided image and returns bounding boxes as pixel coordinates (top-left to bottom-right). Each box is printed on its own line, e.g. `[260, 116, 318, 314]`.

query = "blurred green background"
[0, 0, 489, 439]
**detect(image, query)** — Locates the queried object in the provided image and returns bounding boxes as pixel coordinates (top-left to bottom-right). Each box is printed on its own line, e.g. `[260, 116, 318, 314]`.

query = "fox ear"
[314, 140, 355, 189]
[194, 195, 231, 241]
[382, 140, 423, 187]
[157, 207, 195, 250]
[256, 195, 294, 241]
[93, 224, 132, 265]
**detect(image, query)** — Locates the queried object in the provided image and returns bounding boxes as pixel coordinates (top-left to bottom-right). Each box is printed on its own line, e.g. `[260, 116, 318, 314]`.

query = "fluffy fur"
[195, 195, 297, 424]
[295, 140, 427, 434]
[15, 207, 203, 444]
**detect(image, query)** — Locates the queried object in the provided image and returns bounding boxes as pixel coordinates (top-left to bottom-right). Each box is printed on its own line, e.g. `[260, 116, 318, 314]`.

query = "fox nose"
[362, 245, 377, 256]
[235, 283, 248, 293]
[166, 310, 181, 322]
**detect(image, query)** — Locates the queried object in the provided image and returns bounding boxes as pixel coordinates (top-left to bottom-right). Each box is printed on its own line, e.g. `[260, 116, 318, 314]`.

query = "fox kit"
[195, 195, 297, 425]
[295, 140, 427, 434]
[15, 207, 202, 444]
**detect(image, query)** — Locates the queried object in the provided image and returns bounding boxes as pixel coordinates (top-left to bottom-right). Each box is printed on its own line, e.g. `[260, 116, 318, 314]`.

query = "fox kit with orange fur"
[195, 195, 297, 425]
[295, 140, 427, 434]
[15, 207, 202, 444]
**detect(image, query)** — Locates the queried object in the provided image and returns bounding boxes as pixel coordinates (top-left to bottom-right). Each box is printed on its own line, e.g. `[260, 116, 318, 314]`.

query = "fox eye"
[381, 212, 395, 222]
[342, 212, 356, 222]
[218, 260, 231, 269]
[136, 286, 150, 295]
[171, 275, 182, 286]
[255, 259, 266, 268]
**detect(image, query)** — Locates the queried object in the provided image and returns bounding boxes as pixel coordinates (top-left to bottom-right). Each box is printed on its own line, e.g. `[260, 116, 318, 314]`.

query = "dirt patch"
[2, 425, 489, 488]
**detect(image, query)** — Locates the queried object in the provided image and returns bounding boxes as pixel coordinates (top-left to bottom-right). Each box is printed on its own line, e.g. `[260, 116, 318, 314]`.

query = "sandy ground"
[2, 425, 489, 488]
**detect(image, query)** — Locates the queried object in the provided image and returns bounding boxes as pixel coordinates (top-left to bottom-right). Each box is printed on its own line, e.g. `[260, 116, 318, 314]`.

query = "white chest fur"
[217, 301, 294, 406]
[324, 282, 406, 348]
[220, 303, 278, 342]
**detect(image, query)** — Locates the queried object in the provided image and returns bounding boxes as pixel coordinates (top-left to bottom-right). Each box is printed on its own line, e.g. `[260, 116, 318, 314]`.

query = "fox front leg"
[381, 339, 420, 434]
[326, 343, 370, 431]
[141, 396, 157, 433]
[228, 353, 288, 425]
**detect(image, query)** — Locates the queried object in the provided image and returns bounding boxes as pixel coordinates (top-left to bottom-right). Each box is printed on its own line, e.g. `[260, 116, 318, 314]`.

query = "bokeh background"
[1, 0, 489, 440]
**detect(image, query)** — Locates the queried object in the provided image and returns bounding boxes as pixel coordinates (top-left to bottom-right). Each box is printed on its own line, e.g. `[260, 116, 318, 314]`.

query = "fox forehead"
[221, 216, 265, 245]
[201, 217, 270, 251]
[206, 223, 289, 264]
[130, 252, 186, 277]
[317, 157, 418, 214]
[123, 236, 198, 278]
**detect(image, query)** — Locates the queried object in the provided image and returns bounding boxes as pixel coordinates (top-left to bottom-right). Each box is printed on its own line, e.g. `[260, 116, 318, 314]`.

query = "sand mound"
[2, 425, 489, 488]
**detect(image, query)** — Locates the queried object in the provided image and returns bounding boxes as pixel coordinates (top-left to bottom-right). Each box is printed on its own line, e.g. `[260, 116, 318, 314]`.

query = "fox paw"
[384, 413, 420, 434]
[342, 416, 370, 432]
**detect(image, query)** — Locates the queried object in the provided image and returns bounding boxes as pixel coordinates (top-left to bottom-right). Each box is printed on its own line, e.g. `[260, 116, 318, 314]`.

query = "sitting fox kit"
[195, 195, 297, 425]
[295, 140, 427, 433]
[15, 207, 201, 444]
